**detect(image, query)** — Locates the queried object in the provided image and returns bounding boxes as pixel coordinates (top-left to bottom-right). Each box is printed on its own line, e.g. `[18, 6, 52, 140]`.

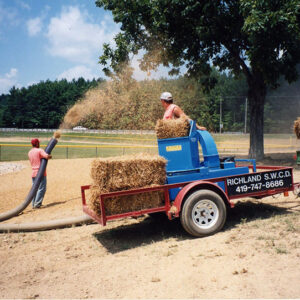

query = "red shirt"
[163, 104, 178, 120]
[28, 148, 49, 177]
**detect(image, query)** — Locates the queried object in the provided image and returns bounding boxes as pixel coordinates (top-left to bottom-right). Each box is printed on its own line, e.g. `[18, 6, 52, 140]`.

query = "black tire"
[180, 189, 227, 237]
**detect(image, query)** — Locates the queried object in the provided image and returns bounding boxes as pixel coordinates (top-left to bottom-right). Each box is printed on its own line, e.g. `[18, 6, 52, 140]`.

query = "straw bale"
[89, 153, 167, 216]
[155, 116, 190, 139]
[90, 185, 164, 216]
[294, 118, 300, 139]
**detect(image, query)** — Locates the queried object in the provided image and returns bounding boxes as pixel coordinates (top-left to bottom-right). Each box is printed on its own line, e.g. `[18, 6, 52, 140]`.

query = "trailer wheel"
[180, 189, 226, 237]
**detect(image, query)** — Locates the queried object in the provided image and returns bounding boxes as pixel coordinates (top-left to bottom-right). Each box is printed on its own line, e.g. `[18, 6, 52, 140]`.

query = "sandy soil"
[0, 155, 300, 299]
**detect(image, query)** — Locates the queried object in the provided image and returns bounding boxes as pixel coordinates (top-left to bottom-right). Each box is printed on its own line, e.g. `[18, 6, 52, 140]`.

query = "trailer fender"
[168, 181, 232, 218]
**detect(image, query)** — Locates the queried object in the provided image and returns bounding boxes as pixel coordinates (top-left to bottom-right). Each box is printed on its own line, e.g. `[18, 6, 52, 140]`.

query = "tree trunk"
[247, 76, 266, 160]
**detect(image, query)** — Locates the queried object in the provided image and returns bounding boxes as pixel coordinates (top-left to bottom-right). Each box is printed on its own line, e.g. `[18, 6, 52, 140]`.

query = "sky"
[0, 0, 171, 95]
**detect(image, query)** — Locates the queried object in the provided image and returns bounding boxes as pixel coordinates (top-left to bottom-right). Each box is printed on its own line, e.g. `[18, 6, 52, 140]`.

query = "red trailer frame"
[82, 164, 297, 227]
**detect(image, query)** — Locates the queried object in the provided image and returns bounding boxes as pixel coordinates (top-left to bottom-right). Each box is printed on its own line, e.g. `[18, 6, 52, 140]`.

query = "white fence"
[0, 128, 155, 135]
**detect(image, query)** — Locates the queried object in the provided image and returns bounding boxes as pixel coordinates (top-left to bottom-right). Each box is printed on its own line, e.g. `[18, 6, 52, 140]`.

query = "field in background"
[0, 130, 299, 161]
[0, 130, 157, 161]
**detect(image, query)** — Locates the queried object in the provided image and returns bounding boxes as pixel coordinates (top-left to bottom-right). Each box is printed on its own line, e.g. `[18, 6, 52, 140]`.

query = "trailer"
[82, 121, 297, 237]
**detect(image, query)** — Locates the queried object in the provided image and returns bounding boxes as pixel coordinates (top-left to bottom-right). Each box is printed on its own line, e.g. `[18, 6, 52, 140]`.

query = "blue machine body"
[157, 121, 250, 201]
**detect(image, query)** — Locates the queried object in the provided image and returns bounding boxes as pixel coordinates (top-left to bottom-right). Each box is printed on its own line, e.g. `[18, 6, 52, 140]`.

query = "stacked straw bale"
[155, 116, 190, 139]
[89, 153, 167, 216]
[294, 118, 300, 139]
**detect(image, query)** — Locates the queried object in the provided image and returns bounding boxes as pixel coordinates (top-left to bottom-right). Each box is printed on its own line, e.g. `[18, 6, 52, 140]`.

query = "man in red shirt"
[28, 138, 52, 209]
[160, 92, 206, 130]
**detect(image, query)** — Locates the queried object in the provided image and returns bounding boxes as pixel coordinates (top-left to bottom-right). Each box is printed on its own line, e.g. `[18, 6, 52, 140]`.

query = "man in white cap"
[160, 92, 206, 130]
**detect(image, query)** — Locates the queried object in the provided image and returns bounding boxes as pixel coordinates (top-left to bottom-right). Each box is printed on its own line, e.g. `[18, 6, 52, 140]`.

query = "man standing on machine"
[160, 91, 206, 130]
[28, 138, 52, 209]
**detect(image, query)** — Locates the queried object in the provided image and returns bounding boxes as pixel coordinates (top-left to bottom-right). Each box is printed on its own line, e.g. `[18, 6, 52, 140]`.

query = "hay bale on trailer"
[89, 154, 167, 216]
[294, 118, 300, 139]
[155, 116, 190, 139]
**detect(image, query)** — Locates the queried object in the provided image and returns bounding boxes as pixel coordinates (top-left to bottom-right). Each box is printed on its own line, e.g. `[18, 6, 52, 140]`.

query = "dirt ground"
[0, 154, 300, 299]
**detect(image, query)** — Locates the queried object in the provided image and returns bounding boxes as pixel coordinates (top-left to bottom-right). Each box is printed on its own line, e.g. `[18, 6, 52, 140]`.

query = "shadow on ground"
[225, 200, 294, 230]
[93, 215, 187, 254]
[42, 201, 66, 208]
[93, 199, 295, 253]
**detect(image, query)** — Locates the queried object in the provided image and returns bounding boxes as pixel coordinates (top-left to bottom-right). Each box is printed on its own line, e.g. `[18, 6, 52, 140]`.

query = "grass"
[285, 218, 297, 232]
[257, 235, 277, 241]
[0, 131, 54, 139]
[213, 133, 295, 142]
[0, 131, 158, 161]
[245, 210, 300, 255]
[0, 144, 158, 161]
[275, 246, 288, 254]
[60, 132, 157, 145]
[0, 130, 157, 143]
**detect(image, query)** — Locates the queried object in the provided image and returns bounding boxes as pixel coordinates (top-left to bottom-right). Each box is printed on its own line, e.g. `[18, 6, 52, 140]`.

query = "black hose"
[0, 138, 58, 222]
[0, 134, 93, 232]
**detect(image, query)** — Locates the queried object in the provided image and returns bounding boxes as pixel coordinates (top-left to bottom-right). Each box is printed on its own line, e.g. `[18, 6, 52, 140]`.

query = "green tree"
[1, 78, 102, 128]
[208, 71, 248, 132]
[96, 0, 300, 159]
[0, 94, 9, 127]
[264, 65, 300, 133]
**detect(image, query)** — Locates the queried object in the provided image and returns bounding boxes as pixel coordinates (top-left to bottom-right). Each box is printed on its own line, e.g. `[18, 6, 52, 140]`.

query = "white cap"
[160, 92, 173, 101]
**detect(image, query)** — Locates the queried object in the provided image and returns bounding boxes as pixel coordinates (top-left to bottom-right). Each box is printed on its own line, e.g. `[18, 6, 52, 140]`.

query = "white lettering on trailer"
[227, 174, 261, 186]
[226, 168, 293, 196]
[227, 178, 234, 185]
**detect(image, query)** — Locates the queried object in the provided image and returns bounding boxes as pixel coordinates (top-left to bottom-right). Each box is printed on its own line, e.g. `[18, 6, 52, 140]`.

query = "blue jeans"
[32, 176, 47, 208]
